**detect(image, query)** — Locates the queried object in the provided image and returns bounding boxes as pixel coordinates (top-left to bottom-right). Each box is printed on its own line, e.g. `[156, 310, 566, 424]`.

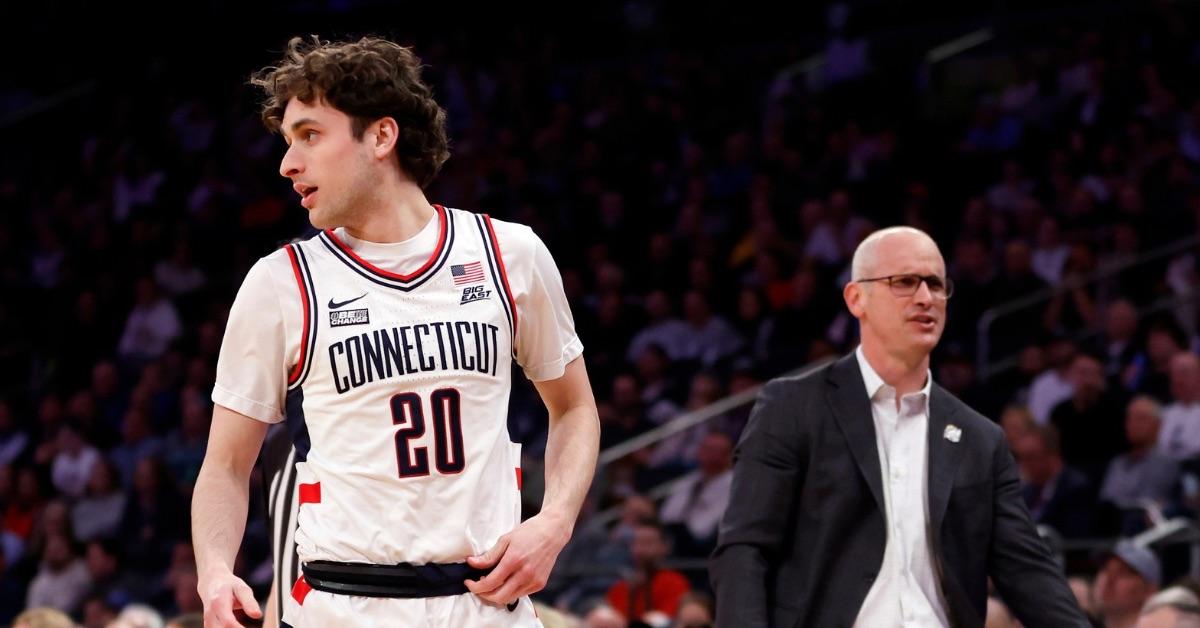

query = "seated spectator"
[153, 240, 206, 298]
[551, 494, 658, 614]
[1137, 586, 1200, 627]
[83, 540, 139, 613]
[599, 375, 655, 451]
[1015, 425, 1096, 537]
[120, 456, 182, 575]
[163, 393, 209, 488]
[633, 344, 683, 425]
[1068, 575, 1098, 622]
[626, 290, 690, 364]
[999, 405, 1036, 452]
[1094, 299, 1140, 387]
[109, 407, 163, 488]
[111, 604, 165, 628]
[11, 607, 74, 628]
[1099, 396, 1180, 511]
[1095, 540, 1161, 628]
[48, 422, 100, 500]
[25, 533, 90, 615]
[116, 276, 182, 366]
[678, 292, 743, 368]
[1028, 337, 1076, 423]
[3, 466, 43, 544]
[71, 459, 126, 542]
[1159, 352, 1200, 461]
[659, 432, 733, 557]
[646, 372, 725, 474]
[81, 593, 117, 627]
[605, 520, 691, 621]
[674, 591, 714, 628]
[583, 603, 626, 628]
[1050, 352, 1128, 480]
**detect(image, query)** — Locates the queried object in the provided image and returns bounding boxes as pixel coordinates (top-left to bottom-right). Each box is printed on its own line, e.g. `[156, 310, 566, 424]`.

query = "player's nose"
[279, 144, 303, 178]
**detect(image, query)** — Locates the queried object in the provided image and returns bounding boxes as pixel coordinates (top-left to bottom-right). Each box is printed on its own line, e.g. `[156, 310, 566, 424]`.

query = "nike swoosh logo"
[328, 294, 367, 310]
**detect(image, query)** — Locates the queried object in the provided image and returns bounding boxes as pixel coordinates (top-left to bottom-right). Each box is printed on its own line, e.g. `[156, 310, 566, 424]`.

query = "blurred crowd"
[3, 1, 1200, 626]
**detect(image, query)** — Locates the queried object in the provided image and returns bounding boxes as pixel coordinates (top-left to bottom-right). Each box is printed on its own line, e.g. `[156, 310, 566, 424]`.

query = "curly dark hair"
[250, 36, 450, 189]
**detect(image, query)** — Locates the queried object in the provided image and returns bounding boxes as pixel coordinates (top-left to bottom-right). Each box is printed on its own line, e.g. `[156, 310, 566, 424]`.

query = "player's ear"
[370, 116, 400, 159]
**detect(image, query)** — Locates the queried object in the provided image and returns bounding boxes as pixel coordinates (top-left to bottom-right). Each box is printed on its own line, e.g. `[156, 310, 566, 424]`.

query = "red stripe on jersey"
[483, 215, 519, 347]
[291, 576, 312, 605]
[324, 204, 447, 281]
[515, 467, 522, 490]
[298, 482, 321, 505]
[285, 245, 310, 386]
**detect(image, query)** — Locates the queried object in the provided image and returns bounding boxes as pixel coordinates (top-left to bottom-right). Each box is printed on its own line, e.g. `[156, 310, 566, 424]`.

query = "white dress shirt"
[1158, 402, 1200, 461]
[659, 469, 733, 540]
[853, 347, 951, 628]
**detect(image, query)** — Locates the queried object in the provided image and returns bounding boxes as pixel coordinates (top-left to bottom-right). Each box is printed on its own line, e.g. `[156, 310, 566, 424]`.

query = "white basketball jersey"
[282, 206, 523, 566]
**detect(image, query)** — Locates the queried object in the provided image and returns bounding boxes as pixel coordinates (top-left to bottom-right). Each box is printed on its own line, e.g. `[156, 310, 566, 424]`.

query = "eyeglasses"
[855, 274, 954, 299]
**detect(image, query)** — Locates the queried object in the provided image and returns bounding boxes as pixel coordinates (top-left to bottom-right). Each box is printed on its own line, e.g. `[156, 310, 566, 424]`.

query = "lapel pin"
[943, 424, 962, 443]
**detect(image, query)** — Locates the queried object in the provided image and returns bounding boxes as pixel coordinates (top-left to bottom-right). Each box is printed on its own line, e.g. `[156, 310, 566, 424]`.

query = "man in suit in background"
[710, 226, 1088, 627]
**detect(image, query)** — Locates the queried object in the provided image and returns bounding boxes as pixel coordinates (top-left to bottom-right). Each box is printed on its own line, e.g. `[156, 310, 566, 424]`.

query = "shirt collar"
[855, 345, 933, 405]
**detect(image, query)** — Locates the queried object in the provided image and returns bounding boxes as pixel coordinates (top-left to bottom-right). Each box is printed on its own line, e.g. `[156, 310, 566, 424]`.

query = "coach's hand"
[200, 569, 263, 628]
[464, 511, 571, 607]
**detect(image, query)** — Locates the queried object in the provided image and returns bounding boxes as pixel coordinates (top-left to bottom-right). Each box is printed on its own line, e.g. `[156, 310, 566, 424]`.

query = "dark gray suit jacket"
[709, 354, 1088, 628]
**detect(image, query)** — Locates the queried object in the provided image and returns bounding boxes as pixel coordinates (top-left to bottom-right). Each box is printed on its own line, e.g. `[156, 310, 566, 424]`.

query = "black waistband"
[301, 560, 489, 599]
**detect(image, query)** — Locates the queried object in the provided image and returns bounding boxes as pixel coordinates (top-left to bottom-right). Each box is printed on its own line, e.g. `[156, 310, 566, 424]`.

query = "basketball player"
[192, 36, 600, 627]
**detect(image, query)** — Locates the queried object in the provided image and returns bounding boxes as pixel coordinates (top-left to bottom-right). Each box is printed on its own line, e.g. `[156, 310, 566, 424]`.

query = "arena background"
[1, 1, 1199, 626]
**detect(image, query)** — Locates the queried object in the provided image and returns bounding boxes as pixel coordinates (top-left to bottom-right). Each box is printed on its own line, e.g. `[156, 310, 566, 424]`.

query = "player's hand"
[200, 569, 263, 628]
[463, 511, 572, 608]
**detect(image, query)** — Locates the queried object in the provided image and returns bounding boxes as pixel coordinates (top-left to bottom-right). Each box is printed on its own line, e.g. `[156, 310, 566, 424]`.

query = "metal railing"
[596, 357, 836, 472]
[976, 235, 1200, 380]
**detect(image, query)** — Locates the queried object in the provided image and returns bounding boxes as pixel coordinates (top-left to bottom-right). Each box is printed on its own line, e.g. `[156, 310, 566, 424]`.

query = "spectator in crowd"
[25, 533, 90, 615]
[674, 591, 714, 628]
[71, 459, 126, 542]
[1028, 337, 1077, 424]
[48, 422, 100, 500]
[116, 277, 182, 366]
[1050, 352, 1128, 480]
[626, 290, 690, 365]
[1099, 396, 1180, 512]
[1159, 352, 1200, 460]
[11, 607, 74, 628]
[1130, 322, 1188, 401]
[120, 457, 181, 575]
[659, 432, 733, 558]
[1016, 425, 1097, 537]
[1095, 300, 1141, 386]
[582, 604, 626, 628]
[678, 292, 744, 369]
[605, 520, 690, 621]
[1095, 540, 1161, 628]
[1137, 586, 1200, 627]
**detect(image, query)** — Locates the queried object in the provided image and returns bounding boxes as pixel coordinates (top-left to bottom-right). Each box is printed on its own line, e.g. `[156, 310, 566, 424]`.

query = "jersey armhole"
[284, 244, 318, 388]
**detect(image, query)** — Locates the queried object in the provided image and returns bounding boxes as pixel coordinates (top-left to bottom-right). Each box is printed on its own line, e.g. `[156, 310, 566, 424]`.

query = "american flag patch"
[451, 261, 485, 285]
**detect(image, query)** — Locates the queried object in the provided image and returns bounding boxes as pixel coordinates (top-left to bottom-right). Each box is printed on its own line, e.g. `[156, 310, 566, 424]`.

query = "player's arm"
[533, 355, 600, 529]
[262, 582, 279, 628]
[193, 404, 269, 627]
[465, 357, 599, 606]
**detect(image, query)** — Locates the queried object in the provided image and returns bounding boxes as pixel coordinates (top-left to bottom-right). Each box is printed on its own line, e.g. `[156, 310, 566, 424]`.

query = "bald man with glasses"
[710, 227, 1088, 628]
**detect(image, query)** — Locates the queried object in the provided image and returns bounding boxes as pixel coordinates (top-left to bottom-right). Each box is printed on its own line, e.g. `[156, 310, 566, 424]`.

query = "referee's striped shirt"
[263, 425, 300, 624]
